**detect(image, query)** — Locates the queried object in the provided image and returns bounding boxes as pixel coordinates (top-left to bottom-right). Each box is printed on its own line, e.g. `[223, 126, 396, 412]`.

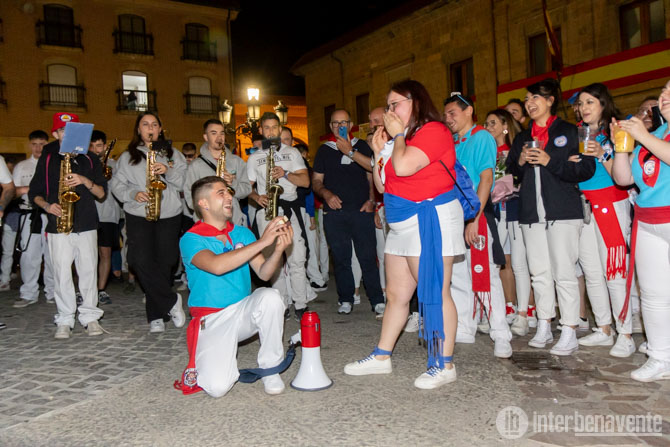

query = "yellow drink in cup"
[578, 126, 592, 154]
[613, 124, 634, 153]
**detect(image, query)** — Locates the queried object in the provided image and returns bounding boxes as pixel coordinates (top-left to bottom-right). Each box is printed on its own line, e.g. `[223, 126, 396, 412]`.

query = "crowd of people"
[2, 75, 669, 396]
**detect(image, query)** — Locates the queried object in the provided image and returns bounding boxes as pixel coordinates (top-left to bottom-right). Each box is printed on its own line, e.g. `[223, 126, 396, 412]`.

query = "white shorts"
[385, 199, 465, 257]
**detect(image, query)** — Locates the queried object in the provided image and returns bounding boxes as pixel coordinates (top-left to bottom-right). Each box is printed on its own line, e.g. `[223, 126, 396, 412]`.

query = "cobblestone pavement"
[0, 277, 669, 446]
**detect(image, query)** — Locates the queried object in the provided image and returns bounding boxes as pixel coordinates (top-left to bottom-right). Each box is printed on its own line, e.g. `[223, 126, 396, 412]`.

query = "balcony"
[36, 21, 83, 48]
[181, 39, 217, 62]
[113, 30, 154, 55]
[184, 93, 219, 114]
[116, 89, 157, 112]
[39, 83, 86, 108]
[0, 79, 6, 106]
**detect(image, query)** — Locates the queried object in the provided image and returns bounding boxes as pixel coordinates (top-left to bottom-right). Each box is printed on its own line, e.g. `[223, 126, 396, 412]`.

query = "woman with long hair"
[506, 78, 595, 356]
[612, 79, 670, 381]
[111, 112, 187, 333]
[572, 83, 636, 357]
[344, 80, 464, 389]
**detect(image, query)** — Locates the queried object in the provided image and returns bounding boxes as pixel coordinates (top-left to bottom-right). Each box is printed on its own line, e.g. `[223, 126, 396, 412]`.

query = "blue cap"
[568, 92, 579, 105]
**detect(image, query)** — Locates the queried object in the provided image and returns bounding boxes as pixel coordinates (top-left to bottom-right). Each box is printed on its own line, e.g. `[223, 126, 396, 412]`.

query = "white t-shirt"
[247, 144, 306, 202]
[12, 156, 37, 209]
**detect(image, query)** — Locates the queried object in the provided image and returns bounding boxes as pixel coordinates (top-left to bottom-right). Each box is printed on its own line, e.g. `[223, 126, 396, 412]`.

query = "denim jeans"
[323, 209, 383, 308]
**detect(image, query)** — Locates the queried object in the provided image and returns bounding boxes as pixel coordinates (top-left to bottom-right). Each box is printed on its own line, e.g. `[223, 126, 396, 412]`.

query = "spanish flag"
[542, 0, 563, 73]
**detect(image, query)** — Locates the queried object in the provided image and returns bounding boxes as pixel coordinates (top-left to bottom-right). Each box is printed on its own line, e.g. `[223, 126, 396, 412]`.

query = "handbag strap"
[439, 160, 475, 210]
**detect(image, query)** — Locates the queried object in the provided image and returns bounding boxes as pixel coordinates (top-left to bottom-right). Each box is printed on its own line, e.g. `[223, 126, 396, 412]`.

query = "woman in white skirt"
[344, 80, 464, 389]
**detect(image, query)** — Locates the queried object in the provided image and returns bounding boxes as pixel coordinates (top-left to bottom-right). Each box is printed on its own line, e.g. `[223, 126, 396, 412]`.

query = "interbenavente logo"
[497, 406, 529, 439]
[496, 407, 664, 439]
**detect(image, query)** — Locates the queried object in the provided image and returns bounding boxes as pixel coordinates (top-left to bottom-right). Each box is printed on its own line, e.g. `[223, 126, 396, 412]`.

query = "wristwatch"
[347, 148, 358, 159]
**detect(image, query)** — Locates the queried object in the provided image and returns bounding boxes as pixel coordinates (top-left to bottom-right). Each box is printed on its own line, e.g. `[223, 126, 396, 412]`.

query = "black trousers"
[126, 213, 182, 323]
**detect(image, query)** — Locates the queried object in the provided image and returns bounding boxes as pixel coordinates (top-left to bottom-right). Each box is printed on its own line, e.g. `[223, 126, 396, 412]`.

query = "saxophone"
[264, 140, 284, 221]
[56, 153, 80, 234]
[145, 136, 167, 221]
[215, 147, 235, 195]
[101, 138, 116, 180]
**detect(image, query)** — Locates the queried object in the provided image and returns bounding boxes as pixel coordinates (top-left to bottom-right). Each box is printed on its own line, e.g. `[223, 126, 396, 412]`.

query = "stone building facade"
[293, 0, 670, 152]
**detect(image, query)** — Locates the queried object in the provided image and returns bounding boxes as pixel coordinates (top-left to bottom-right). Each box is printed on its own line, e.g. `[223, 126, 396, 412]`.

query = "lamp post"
[218, 99, 233, 126]
[274, 100, 289, 125]
[247, 87, 260, 122]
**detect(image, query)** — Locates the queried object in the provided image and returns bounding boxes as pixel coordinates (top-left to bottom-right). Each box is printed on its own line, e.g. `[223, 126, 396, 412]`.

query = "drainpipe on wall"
[331, 52, 345, 106]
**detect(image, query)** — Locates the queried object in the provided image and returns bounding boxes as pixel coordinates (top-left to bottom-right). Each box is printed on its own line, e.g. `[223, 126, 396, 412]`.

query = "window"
[182, 23, 216, 61]
[40, 64, 85, 108]
[185, 77, 218, 114]
[324, 104, 336, 135]
[528, 29, 562, 77]
[450, 58, 475, 99]
[117, 71, 156, 112]
[355, 93, 370, 125]
[0, 78, 6, 106]
[620, 0, 665, 50]
[36, 4, 82, 48]
[114, 15, 153, 55]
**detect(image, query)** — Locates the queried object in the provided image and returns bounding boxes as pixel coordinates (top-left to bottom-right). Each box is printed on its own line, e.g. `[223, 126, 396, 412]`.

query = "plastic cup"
[613, 124, 634, 153]
[578, 127, 593, 154]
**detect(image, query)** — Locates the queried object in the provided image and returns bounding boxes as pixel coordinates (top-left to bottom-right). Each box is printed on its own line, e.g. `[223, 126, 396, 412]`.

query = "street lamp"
[247, 87, 260, 122]
[218, 99, 233, 126]
[274, 100, 289, 125]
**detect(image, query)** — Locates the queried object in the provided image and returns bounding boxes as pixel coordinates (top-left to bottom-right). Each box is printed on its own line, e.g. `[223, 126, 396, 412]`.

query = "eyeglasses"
[183, 153, 195, 159]
[330, 120, 350, 127]
[385, 98, 411, 112]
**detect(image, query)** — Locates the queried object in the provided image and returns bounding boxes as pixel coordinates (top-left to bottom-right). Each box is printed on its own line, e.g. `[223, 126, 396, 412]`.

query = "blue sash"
[384, 189, 459, 368]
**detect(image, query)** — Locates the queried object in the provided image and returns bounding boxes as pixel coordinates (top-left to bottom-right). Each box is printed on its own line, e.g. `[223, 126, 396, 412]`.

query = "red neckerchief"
[638, 133, 670, 187]
[497, 143, 509, 154]
[455, 125, 485, 145]
[530, 115, 558, 149]
[326, 132, 353, 142]
[188, 220, 235, 245]
[470, 216, 491, 317]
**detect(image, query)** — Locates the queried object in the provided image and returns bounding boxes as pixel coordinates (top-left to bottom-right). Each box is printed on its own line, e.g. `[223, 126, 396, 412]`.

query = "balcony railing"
[113, 30, 154, 55]
[0, 80, 6, 106]
[36, 21, 83, 48]
[116, 89, 156, 112]
[39, 82, 86, 108]
[184, 93, 219, 114]
[181, 39, 217, 62]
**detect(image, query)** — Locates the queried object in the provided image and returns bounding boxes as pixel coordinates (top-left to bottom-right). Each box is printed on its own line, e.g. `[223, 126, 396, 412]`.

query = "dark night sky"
[230, 0, 413, 97]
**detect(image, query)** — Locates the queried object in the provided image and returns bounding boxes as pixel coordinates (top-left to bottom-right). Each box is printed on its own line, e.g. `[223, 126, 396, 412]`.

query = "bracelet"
[392, 133, 404, 141]
[283, 171, 290, 179]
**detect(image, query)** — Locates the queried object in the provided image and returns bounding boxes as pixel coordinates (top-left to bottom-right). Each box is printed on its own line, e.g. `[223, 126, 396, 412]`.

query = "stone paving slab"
[0, 278, 669, 445]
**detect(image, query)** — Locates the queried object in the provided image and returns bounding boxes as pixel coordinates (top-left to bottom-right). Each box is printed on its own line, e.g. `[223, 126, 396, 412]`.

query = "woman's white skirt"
[385, 199, 465, 257]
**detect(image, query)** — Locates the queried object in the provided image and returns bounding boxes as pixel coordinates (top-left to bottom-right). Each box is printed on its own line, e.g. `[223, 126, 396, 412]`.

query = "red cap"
[51, 112, 80, 133]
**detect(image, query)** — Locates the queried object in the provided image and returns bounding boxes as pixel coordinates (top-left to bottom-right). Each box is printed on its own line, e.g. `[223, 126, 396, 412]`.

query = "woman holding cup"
[507, 78, 596, 356]
[573, 83, 636, 357]
[612, 79, 670, 381]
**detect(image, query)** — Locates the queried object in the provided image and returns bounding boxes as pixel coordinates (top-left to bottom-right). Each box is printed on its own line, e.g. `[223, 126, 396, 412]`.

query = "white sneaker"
[170, 293, 186, 328]
[578, 328, 614, 347]
[374, 303, 385, 320]
[344, 354, 392, 376]
[639, 341, 648, 354]
[631, 312, 644, 334]
[550, 326, 579, 356]
[494, 339, 513, 359]
[455, 333, 476, 344]
[631, 357, 670, 382]
[527, 306, 537, 328]
[353, 294, 361, 305]
[414, 365, 457, 389]
[86, 320, 103, 336]
[0, 282, 10, 292]
[149, 319, 165, 333]
[261, 374, 285, 395]
[578, 318, 590, 332]
[477, 320, 490, 334]
[54, 325, 71, 339]
[528, 315, 538, 328]
[338, 302, 352, 314]
[511, 315, 529, 336]
[404, 312, 420, 333]
[505, 303, 517, 325]
[528, 319, 553, 348]
[609, 335, 636, 358]
[13, 298, 38, 308]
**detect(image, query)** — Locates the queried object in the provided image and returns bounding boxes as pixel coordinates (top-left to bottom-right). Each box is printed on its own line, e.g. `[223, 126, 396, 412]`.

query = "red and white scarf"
[470, 216, 491, 317]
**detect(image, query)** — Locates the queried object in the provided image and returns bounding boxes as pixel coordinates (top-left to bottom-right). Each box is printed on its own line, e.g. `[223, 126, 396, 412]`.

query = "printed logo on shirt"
[234, 242, 245, 250]
[643, 159, 656, 176]
[553, 136, 567, 147]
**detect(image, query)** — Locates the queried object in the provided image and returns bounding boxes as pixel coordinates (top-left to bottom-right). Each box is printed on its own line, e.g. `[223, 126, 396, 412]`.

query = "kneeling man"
[179, 176, 293, 397]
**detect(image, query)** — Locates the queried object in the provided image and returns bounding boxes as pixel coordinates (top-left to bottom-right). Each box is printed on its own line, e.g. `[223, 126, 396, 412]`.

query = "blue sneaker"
[98, 291, 112, 305]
